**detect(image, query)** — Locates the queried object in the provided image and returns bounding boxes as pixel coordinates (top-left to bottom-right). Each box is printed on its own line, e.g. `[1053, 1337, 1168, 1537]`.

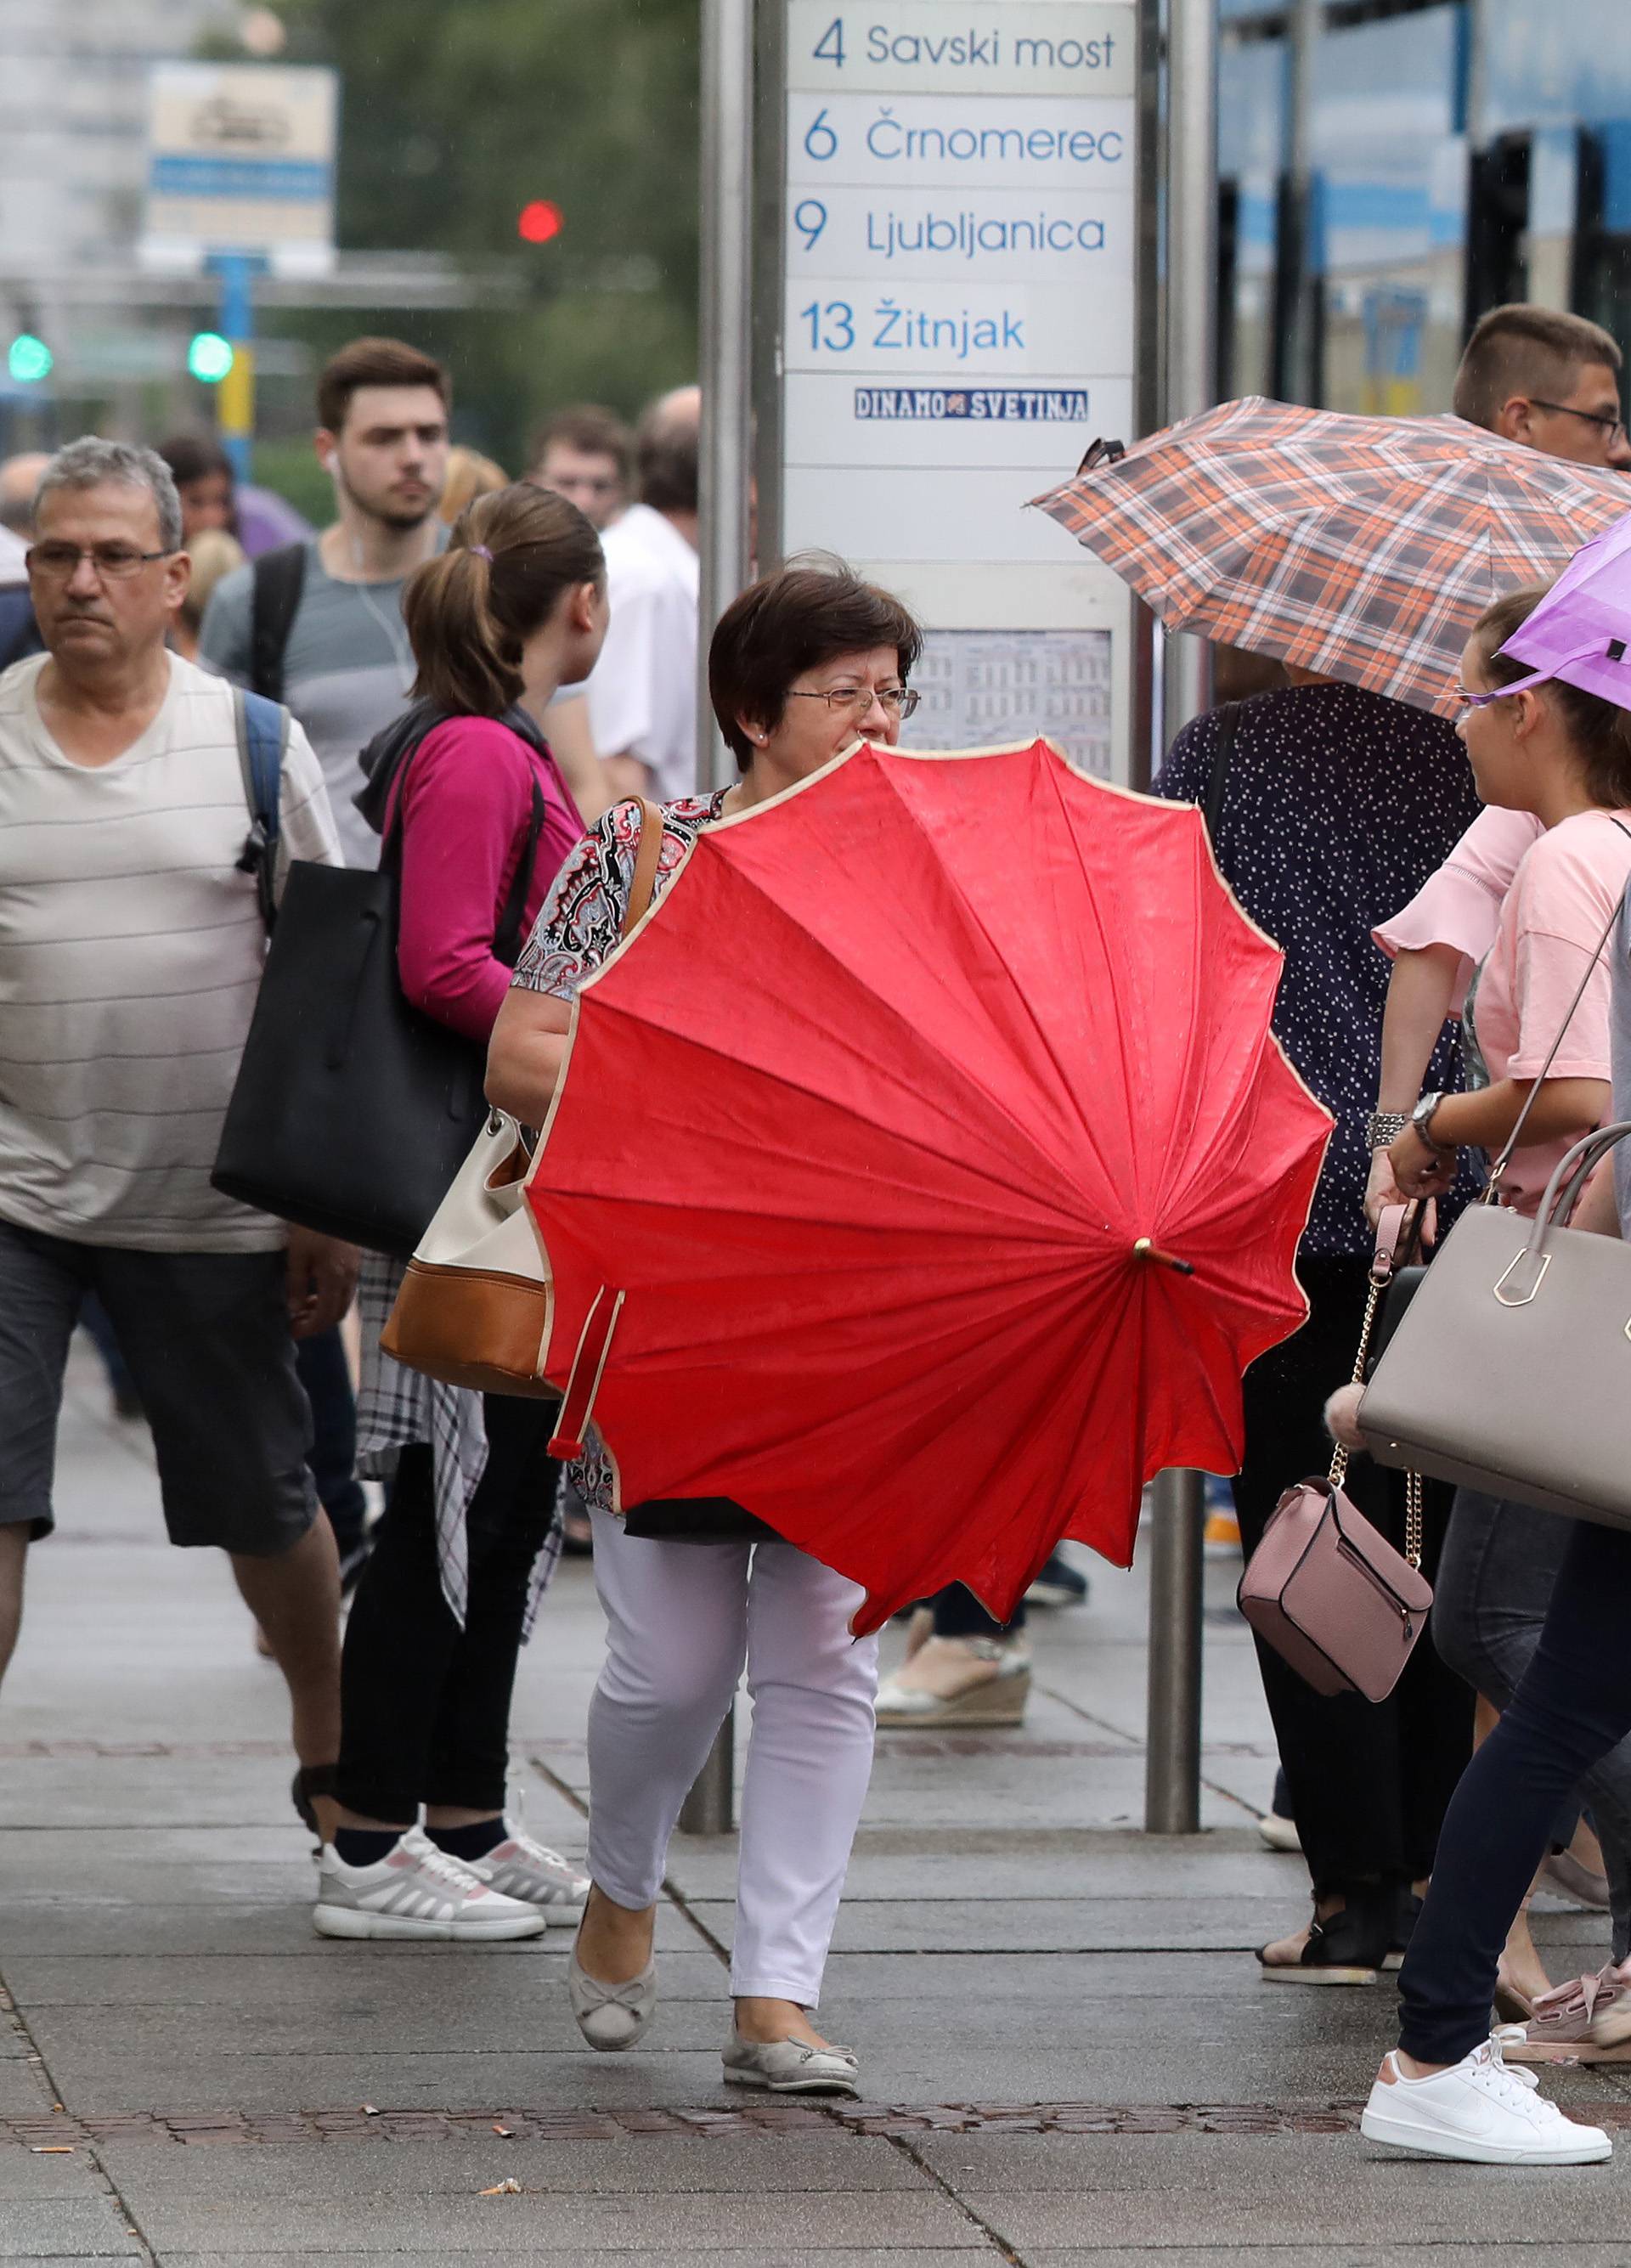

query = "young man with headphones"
[200, 337, 451, 870]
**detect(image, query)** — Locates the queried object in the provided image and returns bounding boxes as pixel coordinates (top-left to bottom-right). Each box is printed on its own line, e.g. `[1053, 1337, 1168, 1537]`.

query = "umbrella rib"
[555, 1008, 1096, 1233]
[865, 756, 1129, 1198]
[594, 846, 1106, 1221]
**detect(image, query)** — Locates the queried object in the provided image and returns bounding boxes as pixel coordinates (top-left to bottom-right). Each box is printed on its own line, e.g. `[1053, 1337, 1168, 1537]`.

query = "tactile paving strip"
[4, 2098, 1630, 2147]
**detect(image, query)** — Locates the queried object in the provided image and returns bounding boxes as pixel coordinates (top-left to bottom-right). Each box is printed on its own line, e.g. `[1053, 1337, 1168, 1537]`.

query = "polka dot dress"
[1156, 681, 1484, 1256]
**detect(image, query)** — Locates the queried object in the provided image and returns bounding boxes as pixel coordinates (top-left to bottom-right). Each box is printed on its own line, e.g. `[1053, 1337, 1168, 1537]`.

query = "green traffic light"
[8, 335, 53, 385]
[187, 332, 235, 384]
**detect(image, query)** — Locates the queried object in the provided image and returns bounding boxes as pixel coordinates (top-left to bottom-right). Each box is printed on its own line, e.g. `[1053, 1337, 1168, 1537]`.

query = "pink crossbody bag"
[1237, 1205, 1432, 1702]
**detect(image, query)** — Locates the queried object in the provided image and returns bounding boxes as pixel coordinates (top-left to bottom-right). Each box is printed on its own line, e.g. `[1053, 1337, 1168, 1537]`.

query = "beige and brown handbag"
[380, 797, 665, 1397]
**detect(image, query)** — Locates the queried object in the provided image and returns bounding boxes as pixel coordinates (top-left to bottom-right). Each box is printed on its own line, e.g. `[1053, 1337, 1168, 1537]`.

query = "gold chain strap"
[1329, 1260, 1425, 1573]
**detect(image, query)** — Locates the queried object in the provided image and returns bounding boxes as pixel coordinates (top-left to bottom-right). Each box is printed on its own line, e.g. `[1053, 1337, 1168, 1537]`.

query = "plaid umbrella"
[1031, 397, 1631, 715]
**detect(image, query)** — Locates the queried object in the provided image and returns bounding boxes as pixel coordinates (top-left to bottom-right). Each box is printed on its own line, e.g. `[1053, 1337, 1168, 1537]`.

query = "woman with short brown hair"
[488, 556, 922, 2095]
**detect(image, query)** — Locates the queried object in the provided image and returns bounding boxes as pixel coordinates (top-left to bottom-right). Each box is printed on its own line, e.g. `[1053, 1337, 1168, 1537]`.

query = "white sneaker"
[313, 1825, 546, 1942]
[465, 1824, 590, 1923]
[1361, 2028, 1612, 2164]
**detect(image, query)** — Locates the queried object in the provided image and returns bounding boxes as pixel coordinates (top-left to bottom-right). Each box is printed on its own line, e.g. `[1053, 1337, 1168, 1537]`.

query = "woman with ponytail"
[1356, 582, 1631, 2163]
[312, 485, 606, 1944]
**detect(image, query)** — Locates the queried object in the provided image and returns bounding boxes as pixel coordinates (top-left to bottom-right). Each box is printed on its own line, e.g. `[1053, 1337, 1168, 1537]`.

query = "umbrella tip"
[1134, 1237, 1195, 1278]
[1076, 435, 1126, 477]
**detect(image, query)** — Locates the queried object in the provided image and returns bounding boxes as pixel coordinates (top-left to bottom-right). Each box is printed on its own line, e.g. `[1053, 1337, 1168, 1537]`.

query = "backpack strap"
[494, 780, 547, 968]
[248, 541, 308, 704]
[233, 688, 290, 934]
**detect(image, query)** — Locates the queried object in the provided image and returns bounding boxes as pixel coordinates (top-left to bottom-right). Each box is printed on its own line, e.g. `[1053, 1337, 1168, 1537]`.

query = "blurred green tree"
[265, 0, 700, 470]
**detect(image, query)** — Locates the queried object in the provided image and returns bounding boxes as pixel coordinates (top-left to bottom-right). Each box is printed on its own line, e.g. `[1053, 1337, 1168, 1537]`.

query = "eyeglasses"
[1454, 685, 1520, 716]
[27, 543, 174, 582]
[784, 685, 920, 719]
[1528, 399, 1628, 449]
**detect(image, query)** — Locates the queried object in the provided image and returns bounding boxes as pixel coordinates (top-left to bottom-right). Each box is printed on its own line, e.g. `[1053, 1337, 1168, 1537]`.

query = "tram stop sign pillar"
[708, 1, 1212, 1833]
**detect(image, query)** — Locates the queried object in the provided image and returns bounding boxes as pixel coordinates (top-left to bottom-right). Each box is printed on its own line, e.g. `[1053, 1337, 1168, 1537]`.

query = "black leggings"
[1233, 1255, 1474, 1900]
[335, 1396, 558, 1822]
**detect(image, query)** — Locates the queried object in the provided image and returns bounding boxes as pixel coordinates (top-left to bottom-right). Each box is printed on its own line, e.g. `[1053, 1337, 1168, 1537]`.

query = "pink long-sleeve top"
[390, 715, 584, 1044]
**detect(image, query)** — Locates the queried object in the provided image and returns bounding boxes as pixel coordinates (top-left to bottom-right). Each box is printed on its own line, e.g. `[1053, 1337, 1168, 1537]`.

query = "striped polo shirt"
[0, 651, 341, 1252]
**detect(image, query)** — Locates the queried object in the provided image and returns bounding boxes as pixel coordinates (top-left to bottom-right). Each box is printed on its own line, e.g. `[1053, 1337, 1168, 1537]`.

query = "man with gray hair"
[0, 437, 352, 1842]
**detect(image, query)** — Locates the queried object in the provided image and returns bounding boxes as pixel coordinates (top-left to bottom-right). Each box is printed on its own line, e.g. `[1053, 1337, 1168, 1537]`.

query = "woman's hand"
[1386, 1120, 1459, 1201]
[1364, 1148, 1437, 1245]
[486, 985, 573, 1125]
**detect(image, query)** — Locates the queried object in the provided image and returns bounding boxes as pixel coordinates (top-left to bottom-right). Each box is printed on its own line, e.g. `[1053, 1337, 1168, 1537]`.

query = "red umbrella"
[528, 739, 1329, 1634]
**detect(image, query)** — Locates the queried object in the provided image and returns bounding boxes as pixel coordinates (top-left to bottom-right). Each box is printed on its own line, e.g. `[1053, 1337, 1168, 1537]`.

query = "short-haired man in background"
[528, 404, 632, 531]
[582, 385, 702, 800]
[1452, 303, 1631, 471]
[0, 440, 353, 1837]
[200, 336, 451, 867]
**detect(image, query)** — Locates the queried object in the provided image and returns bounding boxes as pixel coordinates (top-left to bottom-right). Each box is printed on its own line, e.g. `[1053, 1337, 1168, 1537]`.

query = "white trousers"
[586, 1508, 880, 2006]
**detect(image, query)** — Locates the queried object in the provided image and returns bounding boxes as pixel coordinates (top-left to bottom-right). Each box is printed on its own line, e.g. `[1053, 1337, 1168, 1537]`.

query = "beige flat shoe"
[722, 2031, 861, 2095]
[874, 1636, 1030, 1728]
[568, 1949, 657, 2051]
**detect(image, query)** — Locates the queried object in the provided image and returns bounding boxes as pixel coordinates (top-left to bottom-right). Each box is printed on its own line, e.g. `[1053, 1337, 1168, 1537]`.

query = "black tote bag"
[212, 732, 544, 1258]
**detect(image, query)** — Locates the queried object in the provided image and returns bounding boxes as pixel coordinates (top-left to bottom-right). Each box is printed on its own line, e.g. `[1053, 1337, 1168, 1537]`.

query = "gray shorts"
[0, 1216, 317, 1557]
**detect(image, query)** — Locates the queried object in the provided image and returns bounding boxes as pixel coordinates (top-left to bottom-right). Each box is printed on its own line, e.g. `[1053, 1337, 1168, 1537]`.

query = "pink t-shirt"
[1468, 809, 1631, 1214]
[1373, 805, 1544, 1013]
[392, 716, 584, 1044]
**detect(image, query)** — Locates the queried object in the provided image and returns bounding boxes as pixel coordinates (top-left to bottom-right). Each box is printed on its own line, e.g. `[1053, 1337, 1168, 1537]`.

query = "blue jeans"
[1399, 1515, 1631, 2065]
[1431, 1488, 1631, 1962]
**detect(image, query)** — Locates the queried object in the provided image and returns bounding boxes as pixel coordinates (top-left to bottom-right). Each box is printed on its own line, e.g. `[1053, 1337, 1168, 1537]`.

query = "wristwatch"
[1365, 1110, 1409, 1152]
[1409, 1091, 1453, 1155]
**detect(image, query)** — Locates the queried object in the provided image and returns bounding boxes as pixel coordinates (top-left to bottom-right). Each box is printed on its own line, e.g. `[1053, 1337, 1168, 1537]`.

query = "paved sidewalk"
[2, 1346, 1626, 2263]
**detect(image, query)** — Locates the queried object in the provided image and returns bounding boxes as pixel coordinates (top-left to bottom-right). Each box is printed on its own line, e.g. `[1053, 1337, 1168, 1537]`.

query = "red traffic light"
[517, 200, 562, 245]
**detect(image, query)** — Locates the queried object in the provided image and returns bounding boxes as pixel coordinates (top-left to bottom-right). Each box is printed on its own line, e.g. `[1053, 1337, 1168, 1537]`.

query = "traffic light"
[7, 334, 52, 384]
[517, 200, 562, 245]
[187, 331, 235, 384]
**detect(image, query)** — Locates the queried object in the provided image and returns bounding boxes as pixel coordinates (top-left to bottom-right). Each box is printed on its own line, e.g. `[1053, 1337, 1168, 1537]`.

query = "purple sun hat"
[1493, 505, 1631, 709]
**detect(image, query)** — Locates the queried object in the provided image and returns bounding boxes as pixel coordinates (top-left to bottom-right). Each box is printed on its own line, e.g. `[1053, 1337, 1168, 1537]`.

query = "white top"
[0, 651, 341, 1252]
[584, 501, 699, 801]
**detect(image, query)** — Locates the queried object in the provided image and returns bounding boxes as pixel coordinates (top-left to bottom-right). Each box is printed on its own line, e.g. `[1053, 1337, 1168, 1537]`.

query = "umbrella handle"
[1134, 1237, 1195, 1278]
[547, 1285, 628, 1459]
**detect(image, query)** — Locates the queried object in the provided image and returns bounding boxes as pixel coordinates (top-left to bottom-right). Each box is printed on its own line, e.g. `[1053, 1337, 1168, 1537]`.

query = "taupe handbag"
[1238, 1207, 1431, 1701]
[1358, 860, 1631, 1523]
[380, 797, 665, 1397]
[1359, 1120, 1631, 1526]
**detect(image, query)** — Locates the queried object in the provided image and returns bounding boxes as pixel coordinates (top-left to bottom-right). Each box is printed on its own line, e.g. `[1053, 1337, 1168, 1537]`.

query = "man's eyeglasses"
[27, 543, 174, 582]
[1528, 399, 1628, 449]
[784, 685, 921, 719]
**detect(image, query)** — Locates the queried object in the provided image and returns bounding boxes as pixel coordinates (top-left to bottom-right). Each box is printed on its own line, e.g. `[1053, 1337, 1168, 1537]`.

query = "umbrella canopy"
[1493, 506, 1631, 709]
[526, 738, 1330, 1634]
[1032, 397, 1629, 716]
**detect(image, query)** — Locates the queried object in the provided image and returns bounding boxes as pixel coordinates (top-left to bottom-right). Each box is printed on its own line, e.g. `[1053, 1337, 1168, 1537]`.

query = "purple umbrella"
[1498, 507, 1631, 711]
